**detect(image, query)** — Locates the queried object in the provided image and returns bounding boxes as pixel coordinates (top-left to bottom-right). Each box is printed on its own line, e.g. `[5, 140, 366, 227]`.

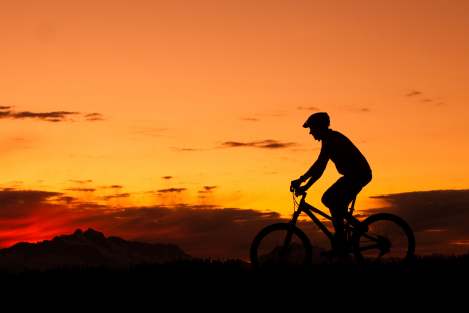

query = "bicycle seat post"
[349, 197, 356, 215]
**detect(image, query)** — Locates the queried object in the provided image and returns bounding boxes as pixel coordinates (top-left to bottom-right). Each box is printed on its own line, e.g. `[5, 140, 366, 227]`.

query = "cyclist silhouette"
[291, 112, 372, 256]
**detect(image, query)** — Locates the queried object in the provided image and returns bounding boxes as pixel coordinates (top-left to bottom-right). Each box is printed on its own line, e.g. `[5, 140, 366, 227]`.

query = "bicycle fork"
[281, 209, 302, 250]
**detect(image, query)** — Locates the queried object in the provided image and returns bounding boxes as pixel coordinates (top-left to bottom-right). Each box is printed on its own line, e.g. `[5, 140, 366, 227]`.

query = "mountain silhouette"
[0, 228, 190, 270]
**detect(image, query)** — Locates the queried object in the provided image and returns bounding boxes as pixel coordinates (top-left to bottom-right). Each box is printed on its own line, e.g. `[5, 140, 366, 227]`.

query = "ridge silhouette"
[0, 228, 190, 270]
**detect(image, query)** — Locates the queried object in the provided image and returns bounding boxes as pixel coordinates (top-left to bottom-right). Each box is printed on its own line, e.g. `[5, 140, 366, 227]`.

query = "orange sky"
[1, 0, 469, 254]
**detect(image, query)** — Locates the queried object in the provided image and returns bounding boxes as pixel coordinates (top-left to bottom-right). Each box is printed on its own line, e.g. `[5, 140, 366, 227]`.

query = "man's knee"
[321, 191, 334, 209]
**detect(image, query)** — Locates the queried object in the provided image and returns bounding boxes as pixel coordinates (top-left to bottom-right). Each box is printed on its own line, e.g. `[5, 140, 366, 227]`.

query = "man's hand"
[290, 178, 302, 192]
[294, 186, 307, 197]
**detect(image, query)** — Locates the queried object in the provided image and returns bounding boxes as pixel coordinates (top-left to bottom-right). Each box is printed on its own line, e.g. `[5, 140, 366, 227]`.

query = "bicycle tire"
[250, 223, 313, 269]
[352, 213, 415, 263]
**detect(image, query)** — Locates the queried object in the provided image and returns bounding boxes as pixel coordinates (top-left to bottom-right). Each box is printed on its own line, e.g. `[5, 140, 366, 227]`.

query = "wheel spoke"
[250, 223, 312, 268]
[353, 213, 415, 263]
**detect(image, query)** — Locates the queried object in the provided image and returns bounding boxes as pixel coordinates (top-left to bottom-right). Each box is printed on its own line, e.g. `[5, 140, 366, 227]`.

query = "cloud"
[198, 186, 218, 200]
[406, 90, 422, 97]
[297, 106, 320, 111]
[99, 185, 124, 189]
[55, 196, 77, 204]
[0, 189, 62, 218]
[370, 190, 469, 254]
[0, 188, 116, 248]
[65, 188, 96, 192]
[5, 188, 469, 258]
[220, 139, 296, 149]
[102, 193, 131, 201]
[104, 206, 294, 259]
[84, 113, 105, 121]
[157, 188, 187, 194]
[0, 107, 104, 123]
[0, 187, 300, 258]
[69, 179, 93, 184]
[405, 90, 446, 106]
[198, 186, 217, 194]
[0, 110, 80, 122]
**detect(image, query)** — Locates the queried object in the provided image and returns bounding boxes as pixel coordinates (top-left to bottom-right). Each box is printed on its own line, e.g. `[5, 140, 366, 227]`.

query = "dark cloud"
[0, 188, 111, 247]
[370, 190, 469, 254]
[221, 139, 296, 149]
[297, 106, 320, 111]
[2, 110, 80, 122]
[0, 187, 298, 258]
[0, 107, 104, 123]
[99, 185, 124, 189]
[65, 188, 96, 192]
[157, 188, 187, 193]
[84, 113, 105, 121]
[0, 189, 62, 218]
[71, 202, 110, 211]
[69, 179, 93, 184]
[102, 193, 131, 201]
[162, 176, 173, 180]
[198, 186, 218, 194]
[107, 207, 294, 259]
[54, 196, 77, 204]
[404, 90, 447, 107]
[5, 188, 469, 258]
[406, 90, 422, 97]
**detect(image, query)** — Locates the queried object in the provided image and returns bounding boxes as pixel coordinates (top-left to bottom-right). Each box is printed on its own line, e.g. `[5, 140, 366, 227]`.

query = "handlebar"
[290, 180, 307, 197]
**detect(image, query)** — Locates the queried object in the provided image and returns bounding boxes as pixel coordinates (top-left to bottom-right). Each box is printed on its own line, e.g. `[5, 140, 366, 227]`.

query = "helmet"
[302, 112, 330, 129]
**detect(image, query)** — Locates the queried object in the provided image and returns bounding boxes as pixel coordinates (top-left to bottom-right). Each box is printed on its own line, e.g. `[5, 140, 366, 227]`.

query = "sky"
[1, 0, 468, 257]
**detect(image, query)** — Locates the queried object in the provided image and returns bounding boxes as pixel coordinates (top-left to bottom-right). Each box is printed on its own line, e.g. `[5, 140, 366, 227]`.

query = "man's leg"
[322, 178, 349, 255]
[322, 177, 366, 255]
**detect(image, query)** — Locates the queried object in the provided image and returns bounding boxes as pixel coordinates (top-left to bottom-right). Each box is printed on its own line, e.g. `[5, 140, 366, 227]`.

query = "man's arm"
[299, 144, 329, 186]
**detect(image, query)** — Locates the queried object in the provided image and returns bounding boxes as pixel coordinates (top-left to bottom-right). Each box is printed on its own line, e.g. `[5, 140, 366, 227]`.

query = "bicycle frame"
[288, 192, 365, 247]
[289, 192, 393, 256]
[289, 193, 336, 243]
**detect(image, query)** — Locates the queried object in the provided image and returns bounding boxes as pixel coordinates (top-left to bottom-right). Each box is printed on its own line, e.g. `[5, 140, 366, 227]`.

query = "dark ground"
[2, 255, 469, 300]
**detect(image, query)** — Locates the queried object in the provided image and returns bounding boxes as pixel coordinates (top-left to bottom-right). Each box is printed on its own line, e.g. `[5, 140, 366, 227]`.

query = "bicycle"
[250, 186, 415, 268]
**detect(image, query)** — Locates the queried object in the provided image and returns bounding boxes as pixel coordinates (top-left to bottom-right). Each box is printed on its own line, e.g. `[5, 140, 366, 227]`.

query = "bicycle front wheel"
[352, 213, 415, 263]
[250, 223, 312, 269]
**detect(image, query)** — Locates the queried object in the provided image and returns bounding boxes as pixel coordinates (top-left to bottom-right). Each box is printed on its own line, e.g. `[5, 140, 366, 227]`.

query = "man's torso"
[322, 129, 372, 181]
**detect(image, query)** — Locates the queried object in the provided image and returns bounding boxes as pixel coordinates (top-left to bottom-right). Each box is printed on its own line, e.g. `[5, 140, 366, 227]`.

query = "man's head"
[303, 112, 330, 141]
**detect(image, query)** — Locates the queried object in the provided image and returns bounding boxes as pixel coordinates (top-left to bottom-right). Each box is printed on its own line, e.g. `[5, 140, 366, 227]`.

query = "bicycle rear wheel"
[352, 213, 415, 263]
[250, 223, 312, 269]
